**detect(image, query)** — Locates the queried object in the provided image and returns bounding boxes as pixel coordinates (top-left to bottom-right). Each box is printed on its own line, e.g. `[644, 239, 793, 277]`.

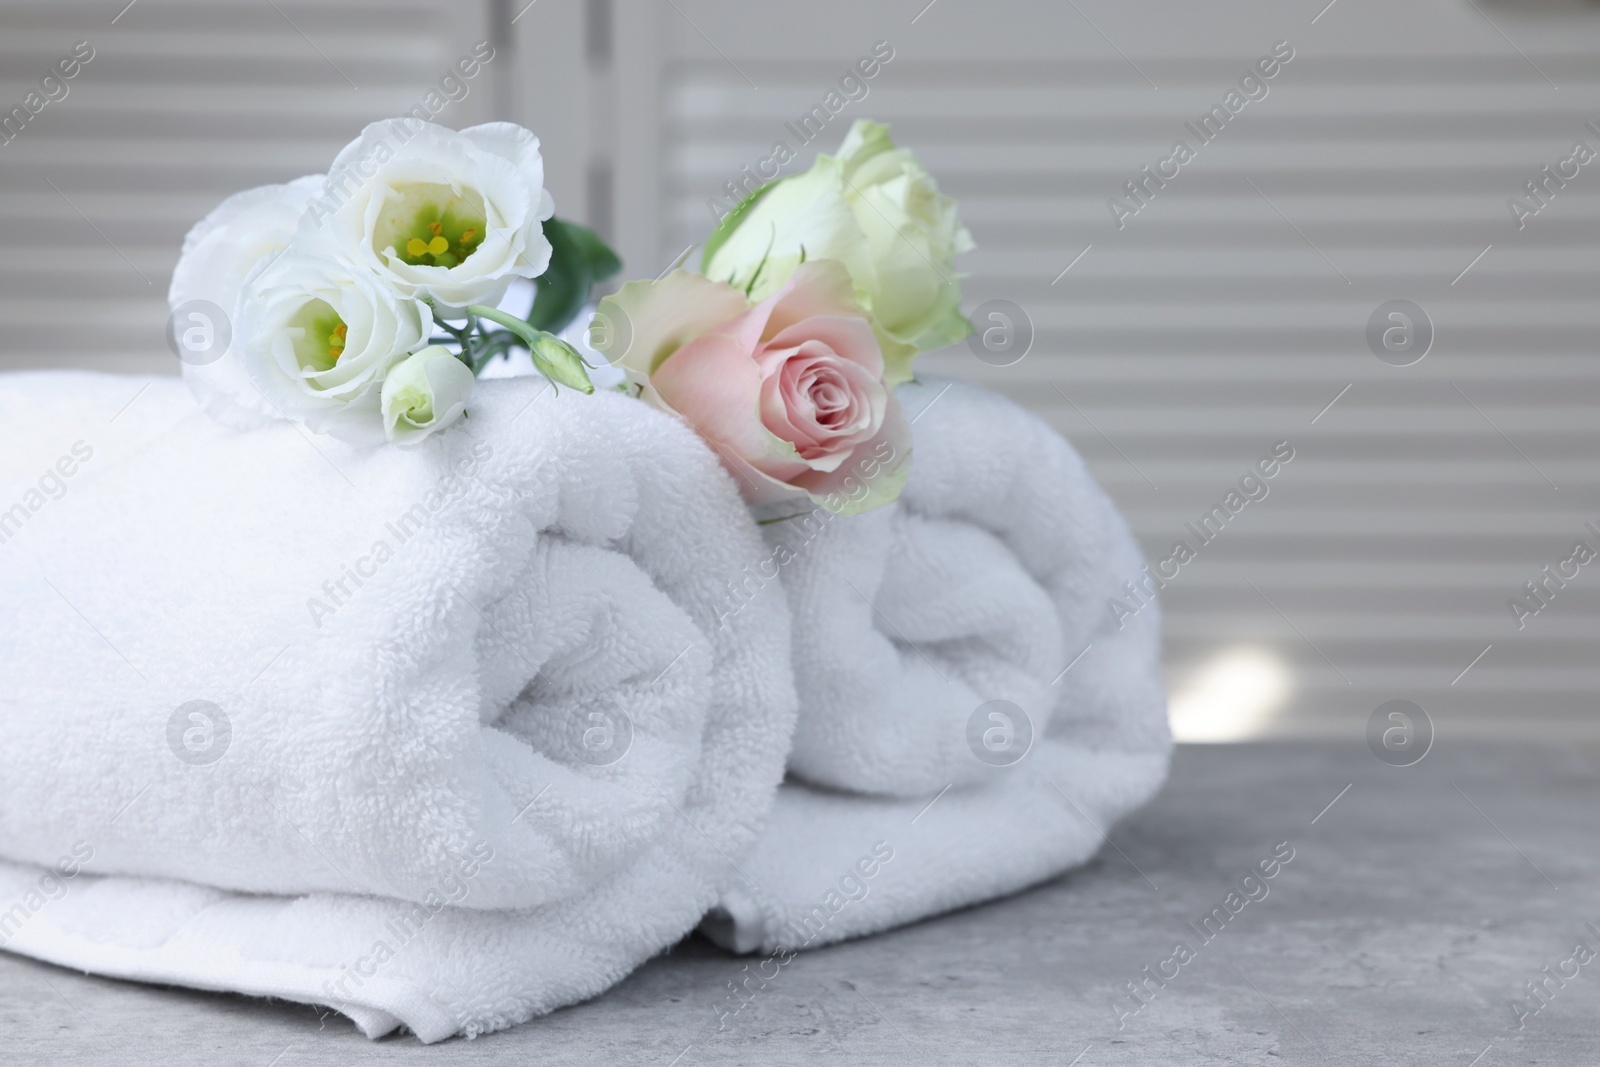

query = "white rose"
[303, 118, 555, 311]
[167, 176, 322, 427]
[237, 252, 434, 444]
[703, 119, 975, 374]
[380, 345, 476, 445]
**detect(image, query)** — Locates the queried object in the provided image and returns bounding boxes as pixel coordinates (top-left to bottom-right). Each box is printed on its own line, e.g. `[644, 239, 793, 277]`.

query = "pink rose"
[595, 260, 911, 515]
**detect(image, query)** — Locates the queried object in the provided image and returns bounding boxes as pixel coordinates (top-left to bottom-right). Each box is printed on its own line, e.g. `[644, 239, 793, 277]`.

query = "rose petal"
[653, 331, 809, 483]
[594, 270, 751, 391]
[708, 288, 784, 355]
[760, 260, 865, 341]
[761, 313, 882, 378]
[759, 346, 886, 470]
[790, 392, 913, 516]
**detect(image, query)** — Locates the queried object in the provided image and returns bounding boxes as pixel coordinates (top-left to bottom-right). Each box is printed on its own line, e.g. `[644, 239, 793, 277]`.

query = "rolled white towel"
[0, 371, 795, 1040]
[703, 376, 1169, 955]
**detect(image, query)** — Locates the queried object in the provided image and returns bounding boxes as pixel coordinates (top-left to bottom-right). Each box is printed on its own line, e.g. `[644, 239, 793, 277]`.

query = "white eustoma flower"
[167, 176, 322, 427]
[237, 252, 434, 444]
[380, 345, 476, 445]
[303, 118, 556, 311]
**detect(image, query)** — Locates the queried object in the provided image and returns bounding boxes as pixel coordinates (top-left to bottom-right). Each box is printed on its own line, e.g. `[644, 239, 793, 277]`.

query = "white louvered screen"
[635, 0, 1600, 739]
[4, 0, 1599, 741]
[0, 0, 497, 374]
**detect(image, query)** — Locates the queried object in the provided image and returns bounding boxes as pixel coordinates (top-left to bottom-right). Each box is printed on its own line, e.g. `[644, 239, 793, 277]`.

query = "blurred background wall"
[3, 0, 1599, 744]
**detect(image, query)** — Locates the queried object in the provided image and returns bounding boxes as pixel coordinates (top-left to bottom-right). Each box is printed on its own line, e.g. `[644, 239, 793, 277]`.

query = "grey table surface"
[3, 741, 1596, 1066]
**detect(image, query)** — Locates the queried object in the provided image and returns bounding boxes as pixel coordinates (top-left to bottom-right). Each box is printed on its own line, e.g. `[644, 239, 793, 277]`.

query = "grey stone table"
[3, 741, 1596, 1065]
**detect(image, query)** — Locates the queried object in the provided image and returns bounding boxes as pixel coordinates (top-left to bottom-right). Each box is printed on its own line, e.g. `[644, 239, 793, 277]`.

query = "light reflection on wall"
[1168, 646, 1293, 743]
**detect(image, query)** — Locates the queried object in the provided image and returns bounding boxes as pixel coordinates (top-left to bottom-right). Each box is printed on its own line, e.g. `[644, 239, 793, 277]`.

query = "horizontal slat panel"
[658, 0, 1600, 740]
[0, 0, 494, 371]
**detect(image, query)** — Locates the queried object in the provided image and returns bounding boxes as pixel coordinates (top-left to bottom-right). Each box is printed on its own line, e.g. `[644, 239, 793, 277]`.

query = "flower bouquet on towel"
[0, 111, 1169, 1043]
[590, 120, 1171, 963]
[0, 120, 796, 1041]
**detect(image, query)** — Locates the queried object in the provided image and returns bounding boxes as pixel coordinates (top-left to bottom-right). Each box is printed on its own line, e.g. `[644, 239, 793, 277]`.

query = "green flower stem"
[469, 331, 518, 373]
[424, 316, 474, 371]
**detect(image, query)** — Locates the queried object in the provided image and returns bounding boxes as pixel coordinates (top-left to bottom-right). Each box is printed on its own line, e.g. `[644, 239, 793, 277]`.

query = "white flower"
[303, 118, 556, 311]
[380, 345, 476, 445]
[704, 119, 975, 368]
[237, 252, 434, 444]
[167, 176, 323, 427]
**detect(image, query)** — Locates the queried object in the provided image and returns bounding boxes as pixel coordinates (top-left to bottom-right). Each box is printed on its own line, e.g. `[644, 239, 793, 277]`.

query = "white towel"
[703, 377, 1170, 956]
[0, 371, 796, 1041]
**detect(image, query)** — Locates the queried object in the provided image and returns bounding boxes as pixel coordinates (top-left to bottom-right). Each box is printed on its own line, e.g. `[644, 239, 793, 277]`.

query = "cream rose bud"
[304, 118, 556, 311]
[238, 252, 434, 444]
[380, 346, 475, 445]
[167, 176, 323, 428]
[703, 119, 974, 367]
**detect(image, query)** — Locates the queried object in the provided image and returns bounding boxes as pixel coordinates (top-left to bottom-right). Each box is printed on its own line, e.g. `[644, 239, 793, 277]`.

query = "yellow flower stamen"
[378, 190, 488, 266]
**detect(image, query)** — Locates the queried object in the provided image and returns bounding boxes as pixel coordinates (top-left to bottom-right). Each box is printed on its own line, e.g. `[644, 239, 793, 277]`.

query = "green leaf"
[527, 219, 587, 335]
[701, 180, 778, 273]
[527, 217, 624, 335]
[564, 219, 622, 281]
[466, 304, 595, 394]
